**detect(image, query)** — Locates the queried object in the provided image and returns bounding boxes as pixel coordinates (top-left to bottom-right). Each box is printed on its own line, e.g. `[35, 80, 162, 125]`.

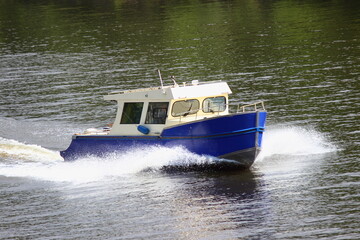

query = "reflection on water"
[0, 0, 359, 239]
[164, 170, 271, 239]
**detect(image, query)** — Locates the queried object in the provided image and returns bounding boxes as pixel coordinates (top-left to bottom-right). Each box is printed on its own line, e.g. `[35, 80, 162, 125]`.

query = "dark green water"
[0, 0, 359, 239]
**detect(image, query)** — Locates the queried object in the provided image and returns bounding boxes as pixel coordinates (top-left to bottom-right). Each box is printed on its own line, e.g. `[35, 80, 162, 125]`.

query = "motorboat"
[60, 71, 267, 168]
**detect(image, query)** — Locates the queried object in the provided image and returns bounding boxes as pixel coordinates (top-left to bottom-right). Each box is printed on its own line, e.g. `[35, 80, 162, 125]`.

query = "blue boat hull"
[60, 111, 266, 168]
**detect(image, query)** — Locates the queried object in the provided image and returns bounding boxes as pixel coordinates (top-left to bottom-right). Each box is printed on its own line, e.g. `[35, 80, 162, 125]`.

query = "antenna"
[171, 75, 179, 87]
[157, 69, 164, 89]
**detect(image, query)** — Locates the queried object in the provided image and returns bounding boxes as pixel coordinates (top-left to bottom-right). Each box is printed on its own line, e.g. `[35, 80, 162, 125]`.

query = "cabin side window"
[203, 96, 226, 113]
[171, 99, 200, 117]
[145, 102, 169, 124]
[120, 102, 144, 124]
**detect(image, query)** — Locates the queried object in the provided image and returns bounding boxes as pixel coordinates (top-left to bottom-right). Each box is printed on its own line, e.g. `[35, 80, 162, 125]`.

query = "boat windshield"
[172, 99, 200, 117]
[203, 96, 226, 113]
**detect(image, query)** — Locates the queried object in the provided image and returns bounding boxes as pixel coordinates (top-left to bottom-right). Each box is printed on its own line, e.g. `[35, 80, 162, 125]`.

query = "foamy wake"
[0, 126, 338, 182]
[0, 137, 63, 162]
[0, 136, 216, 182]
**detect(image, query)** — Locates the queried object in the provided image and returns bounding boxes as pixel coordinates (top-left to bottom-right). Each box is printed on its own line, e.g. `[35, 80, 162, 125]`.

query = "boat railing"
[230, 101, 266, 113]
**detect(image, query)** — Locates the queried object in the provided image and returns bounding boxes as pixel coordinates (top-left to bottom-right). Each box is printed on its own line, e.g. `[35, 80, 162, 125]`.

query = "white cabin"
[102, 80, 232, 136]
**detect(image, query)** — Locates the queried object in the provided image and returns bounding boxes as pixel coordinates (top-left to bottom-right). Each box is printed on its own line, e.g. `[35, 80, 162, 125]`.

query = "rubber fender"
[137, 125, 150, 135]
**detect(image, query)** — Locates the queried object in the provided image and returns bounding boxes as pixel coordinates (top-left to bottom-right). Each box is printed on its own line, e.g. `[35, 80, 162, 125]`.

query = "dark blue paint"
[60, 112, 267, 164]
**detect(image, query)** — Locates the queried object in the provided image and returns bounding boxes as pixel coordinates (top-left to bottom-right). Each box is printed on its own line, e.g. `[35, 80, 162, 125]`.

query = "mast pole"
[157, 69, 164, 89]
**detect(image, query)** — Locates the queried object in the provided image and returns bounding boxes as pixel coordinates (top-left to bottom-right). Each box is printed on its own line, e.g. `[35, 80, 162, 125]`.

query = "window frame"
[202, 96, 226, 113]
[145, 102, 169, 124]
[171, 99, 200, 117]
[120, 102, 144, 124]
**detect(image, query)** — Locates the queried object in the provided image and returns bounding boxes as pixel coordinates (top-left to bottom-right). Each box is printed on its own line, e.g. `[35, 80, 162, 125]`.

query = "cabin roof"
[103, 81, 232, 101]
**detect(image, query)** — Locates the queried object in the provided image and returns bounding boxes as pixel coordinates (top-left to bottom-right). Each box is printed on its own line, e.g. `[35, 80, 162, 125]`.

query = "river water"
[0, 0, 359, 239]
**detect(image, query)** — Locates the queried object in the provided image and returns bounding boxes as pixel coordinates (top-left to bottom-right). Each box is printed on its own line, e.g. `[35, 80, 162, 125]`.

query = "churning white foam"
[0, 141, 216, 183]
[256, 125, 337, 161]
[0, 126, 337, 182]
[0, 137, 62, 162]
